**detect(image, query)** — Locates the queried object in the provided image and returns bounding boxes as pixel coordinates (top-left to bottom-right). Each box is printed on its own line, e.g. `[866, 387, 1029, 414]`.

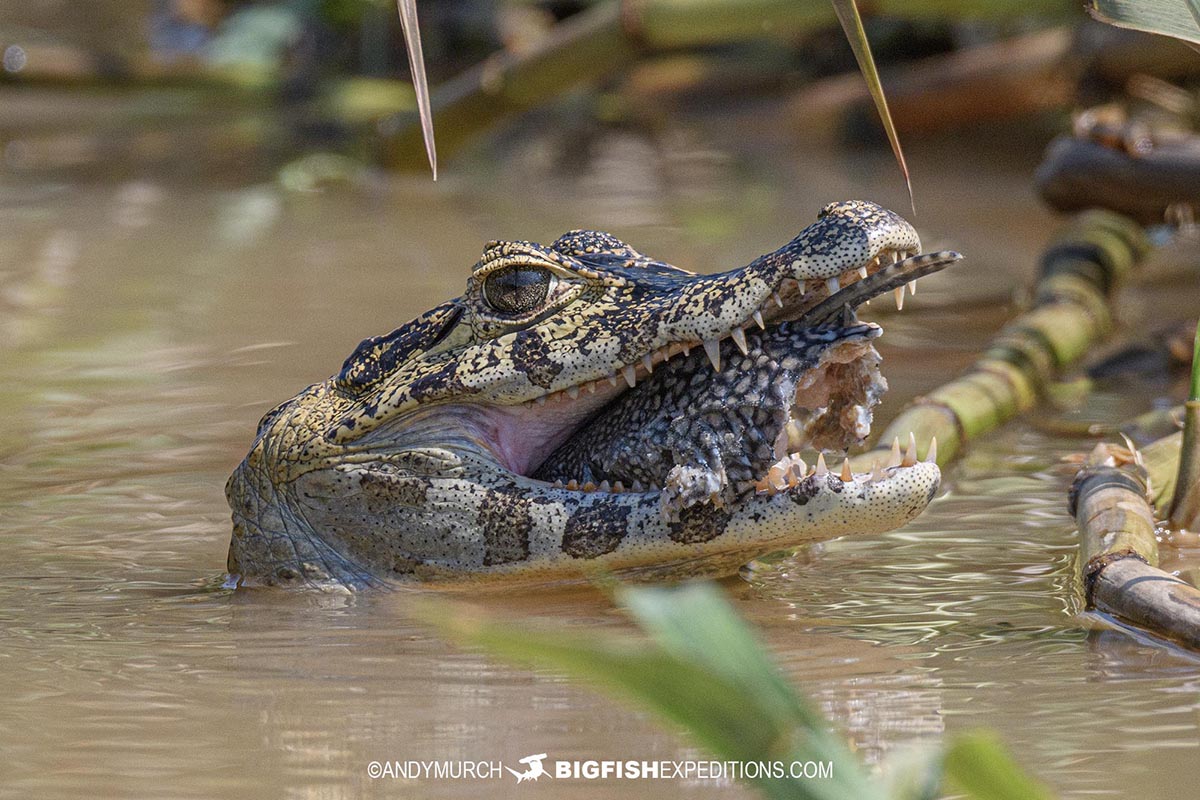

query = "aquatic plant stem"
[1071, 442, 1200, 650]
[1167, 322, 1200, 530]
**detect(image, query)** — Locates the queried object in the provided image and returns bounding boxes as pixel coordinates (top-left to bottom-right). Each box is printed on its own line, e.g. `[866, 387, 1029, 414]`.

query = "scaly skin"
[225, 201, 959, 589]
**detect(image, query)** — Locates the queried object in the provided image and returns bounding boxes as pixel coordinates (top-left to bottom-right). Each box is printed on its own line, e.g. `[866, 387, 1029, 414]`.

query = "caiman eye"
[483, 265, 554, 314]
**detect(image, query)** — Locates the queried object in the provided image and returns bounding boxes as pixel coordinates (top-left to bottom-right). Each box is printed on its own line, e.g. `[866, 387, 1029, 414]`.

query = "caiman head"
[226, 201, 960, 588]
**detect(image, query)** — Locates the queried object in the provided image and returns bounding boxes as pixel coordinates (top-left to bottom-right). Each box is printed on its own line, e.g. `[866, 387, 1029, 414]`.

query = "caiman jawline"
[491, 248, 960, 496]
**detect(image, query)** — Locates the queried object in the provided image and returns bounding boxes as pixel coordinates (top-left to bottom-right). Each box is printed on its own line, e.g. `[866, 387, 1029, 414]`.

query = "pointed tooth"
[681, 343, 691, 356]
[926, 437, 938, 464]
[752, 310, 765, 329]
[535, 395, 547, 406]
[631, 480, 644, 492]
[857, 266, 869, 280]
[586, 380, 598, 394]
[889, 437, 902, 468]
[871, 459, 885, 482]
[730, 327, 749, 355]
[903, 432, 917, 467]
[613, 481, 625, 493]
[582, 481, 596, 492]
[607, 373, 619, 388]
[891, 250, 901, 264]
[566, 385, 580, 400]
[622, 365, 637, 389]
[908, 280, 917, 296]
[786, 419, 805, 451]
[893, 286, 905, 311]
[553, 479, 564, 489]
[815, 452, 828, 477]
[902, 431, 916, 470]
[703, 339, 722, 371]
[841, 459, 853, 482]
[825, 276, 840, 293]
[598, 480, 611, 493]
[566, 479, 579, 491]
[772, 292, 784, 308]
[642, 354, 654, 374]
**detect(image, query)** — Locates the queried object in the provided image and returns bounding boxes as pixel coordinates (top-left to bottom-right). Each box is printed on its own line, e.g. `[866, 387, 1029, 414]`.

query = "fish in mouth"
[225, 201, 961, 588]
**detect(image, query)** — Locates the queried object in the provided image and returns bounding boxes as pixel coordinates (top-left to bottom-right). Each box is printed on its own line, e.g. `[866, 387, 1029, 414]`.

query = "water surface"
[2, 117, 1198, 799]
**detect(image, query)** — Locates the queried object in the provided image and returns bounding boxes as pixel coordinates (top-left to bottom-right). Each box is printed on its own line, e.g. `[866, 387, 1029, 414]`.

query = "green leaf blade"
[396, 0, 437, 179]
[830, 0, 914, 214]
[943, 731, 1055, 800]
[1086, 0, 1200, 46]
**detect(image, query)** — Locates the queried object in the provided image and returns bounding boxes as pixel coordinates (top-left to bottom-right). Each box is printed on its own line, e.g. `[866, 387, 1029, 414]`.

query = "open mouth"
[498, 246, 961, 514]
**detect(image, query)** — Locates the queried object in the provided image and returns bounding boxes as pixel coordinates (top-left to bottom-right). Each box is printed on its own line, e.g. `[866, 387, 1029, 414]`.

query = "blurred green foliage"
[418, 582, 1055, 800]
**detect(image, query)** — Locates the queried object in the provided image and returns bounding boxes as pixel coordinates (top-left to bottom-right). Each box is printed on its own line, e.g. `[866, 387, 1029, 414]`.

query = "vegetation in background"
[418, 582, 1054, 800]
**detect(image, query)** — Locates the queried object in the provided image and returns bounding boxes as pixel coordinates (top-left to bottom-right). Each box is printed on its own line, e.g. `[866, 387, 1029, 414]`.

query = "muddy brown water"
[2, 119, 1199, 799]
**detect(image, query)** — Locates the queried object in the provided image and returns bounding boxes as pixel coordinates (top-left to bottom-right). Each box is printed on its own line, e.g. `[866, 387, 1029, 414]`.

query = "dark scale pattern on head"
[533, 322, 881, 495]
[508, 328, 566, 389]
[335, 302, 462, 395]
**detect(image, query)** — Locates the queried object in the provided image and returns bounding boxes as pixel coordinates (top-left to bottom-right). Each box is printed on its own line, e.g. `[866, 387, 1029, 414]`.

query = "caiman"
[225, 201, 961, 589]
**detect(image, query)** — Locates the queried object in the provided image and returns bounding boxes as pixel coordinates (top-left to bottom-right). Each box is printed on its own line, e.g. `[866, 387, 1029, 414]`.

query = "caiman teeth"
[889, 436, 903, 468]
[752, 310, 765, 329]
[730, 327, 749, 356]
[703, 338, 721, 371]
[752, 445, 925, 497]
[894, 286, 905, 310]
[903, 432, 918, 467]
[622, 365, 637, 389]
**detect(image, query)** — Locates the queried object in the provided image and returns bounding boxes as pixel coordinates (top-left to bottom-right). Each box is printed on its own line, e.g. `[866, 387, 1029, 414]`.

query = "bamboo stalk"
[1070, 443, 1200, 650]
[849, 210, 1148, 472]
[1167, 324, 1200, 530]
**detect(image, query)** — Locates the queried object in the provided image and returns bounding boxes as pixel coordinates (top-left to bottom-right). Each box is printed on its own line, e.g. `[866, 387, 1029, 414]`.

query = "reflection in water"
[1, 123, 1199, 800]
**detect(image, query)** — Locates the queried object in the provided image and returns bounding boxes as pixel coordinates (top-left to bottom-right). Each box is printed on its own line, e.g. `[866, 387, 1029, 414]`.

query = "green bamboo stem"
[1167, 323, 1200, 530]
[850, 210, 1148, 473]
[1071, 443, 1200, 650]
